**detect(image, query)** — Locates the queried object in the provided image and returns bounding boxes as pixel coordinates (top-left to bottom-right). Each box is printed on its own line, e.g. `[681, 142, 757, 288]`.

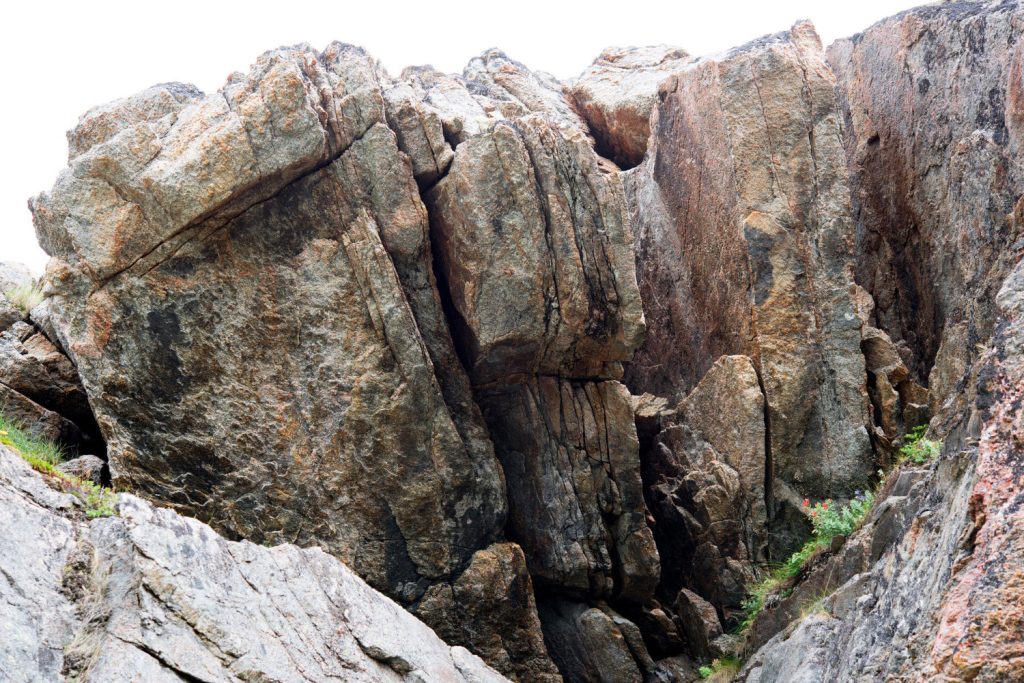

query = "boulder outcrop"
[13, 2, 1023, 680]
[829, 0, 1024, 412]
[567, 46, 692, 168]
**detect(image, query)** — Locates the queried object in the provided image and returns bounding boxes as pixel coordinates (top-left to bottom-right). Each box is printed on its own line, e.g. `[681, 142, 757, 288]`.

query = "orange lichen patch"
[72, 290, 115, 358]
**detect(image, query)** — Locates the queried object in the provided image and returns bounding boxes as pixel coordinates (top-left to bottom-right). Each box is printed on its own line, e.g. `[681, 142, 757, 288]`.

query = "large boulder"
[0, 445, 509, 682]
[623, 22, 873, 555]
[29, 42, 538, 672]
[828, 0, 1024, 411]
[401, 53, 657, 606]
[567, 46, 692, 168]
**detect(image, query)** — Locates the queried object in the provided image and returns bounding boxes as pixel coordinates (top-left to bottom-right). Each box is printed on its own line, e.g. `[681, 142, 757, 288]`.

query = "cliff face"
[2, 1, 1022, 681]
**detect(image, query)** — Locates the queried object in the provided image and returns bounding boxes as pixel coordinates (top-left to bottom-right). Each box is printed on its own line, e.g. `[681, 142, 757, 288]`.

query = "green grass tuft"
[3, 282, 44, 315]
[698, 656, 742, 680]
[0, 411, 116, 518]
[898, 425, 942, 464]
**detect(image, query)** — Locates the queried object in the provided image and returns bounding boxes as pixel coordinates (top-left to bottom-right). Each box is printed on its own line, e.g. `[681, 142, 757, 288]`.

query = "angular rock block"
[0, 446, 508, 683]
[32, 43, 508, 617]
[568, 45, 692, 168]
[477, 377, 659, 601]
[643, 356, 766, 612]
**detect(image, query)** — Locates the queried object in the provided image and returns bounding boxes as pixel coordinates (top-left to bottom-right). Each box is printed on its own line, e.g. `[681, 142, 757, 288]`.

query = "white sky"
[0, 0, 921, 274]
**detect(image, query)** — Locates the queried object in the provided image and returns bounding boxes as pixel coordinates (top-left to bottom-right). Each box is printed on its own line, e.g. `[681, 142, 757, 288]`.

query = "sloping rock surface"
[0, 445, 508, 683]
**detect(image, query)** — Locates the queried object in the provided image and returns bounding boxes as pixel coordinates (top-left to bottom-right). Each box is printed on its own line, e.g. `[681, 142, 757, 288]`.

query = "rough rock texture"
[643, 356, 766, 618]
[28, 42, 555, 675]
[57, 453, 106, 485]
[829, 0, 1024, 409]
[476, 379, 658, 601]
[0, 445, 508, 682]
[405, 46, 660, 622]
[739, 255, 1024, 683]
[415, 543, 562, 683]
[22, 4, 1024, 680]
[425, 114, 643, 384]
[623, 21, 874, 560]
[567, 46, 692, 169]
[537, 600, 648, 683]
[0, 321, 97, 435]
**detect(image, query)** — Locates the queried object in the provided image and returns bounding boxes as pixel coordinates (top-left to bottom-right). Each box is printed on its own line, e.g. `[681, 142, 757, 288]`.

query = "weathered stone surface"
[426, 113, 644, 384]
[57, 454, 106, 485]
[672, 588, 723, 661]
[740, 256, 1024, 681]
[478, 378, 658, 601]
[0, 321, 93, 429]
[0, 381, 81, 445]
[415, 543, 561, 682]
[463, 50, 588, 133]
[568, 46, 691, 168]
[419, 50, 657, 614]
[0, 445, 509, 682]
[829, 0, 1024, 407]
[32, 42, 508, 638]
[643, 356, 765, 615]
[538, 599, 645, 683]
[625, 22, 873, 557]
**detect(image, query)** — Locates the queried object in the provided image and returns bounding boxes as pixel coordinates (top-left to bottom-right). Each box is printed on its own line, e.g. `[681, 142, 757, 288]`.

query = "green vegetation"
[739, 491, 874, 631]
[738, 426, 944, 635]
[3, 282, 44, 315]
[698, 657, 742, 680]
[0, 411, 116, 518]
[898, 425, 942, 464]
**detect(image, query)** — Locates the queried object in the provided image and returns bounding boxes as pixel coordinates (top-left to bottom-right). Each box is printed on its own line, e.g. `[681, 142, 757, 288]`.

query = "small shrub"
[899, 425, 942, 464]
[3, 282, 44, 315]
[804, 490, 875, 539]
[0, 412, 116, 518]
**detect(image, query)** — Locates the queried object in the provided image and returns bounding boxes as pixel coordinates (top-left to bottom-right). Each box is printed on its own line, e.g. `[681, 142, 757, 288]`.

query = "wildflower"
[822, 502, 829, 510]
[811, 510, 818, 518]
[802, 498, 810, 508]
[0, 430, 7, 436]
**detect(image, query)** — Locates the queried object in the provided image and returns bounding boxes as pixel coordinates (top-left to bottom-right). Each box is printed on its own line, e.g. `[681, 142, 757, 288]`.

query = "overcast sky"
[0, 0, 921, 274]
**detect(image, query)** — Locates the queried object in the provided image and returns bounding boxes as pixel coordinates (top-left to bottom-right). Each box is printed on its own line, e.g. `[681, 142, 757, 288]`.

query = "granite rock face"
[624, 22, 873, 560]
[829, 0, 1024, 410]
[19, 3, 1024, 680]
[567, 46, 692, 168]
[0, 445, 509, 683]
[644, 356, 766, 618]
[739, 255, 1024, 683]
[29, 42, 547, 677]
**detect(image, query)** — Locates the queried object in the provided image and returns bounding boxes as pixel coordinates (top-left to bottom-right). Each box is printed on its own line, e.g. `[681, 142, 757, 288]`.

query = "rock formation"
[2, 1, 1021, 680]
[0, 445, 507, 682]
[830, 1, 1024, 414]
